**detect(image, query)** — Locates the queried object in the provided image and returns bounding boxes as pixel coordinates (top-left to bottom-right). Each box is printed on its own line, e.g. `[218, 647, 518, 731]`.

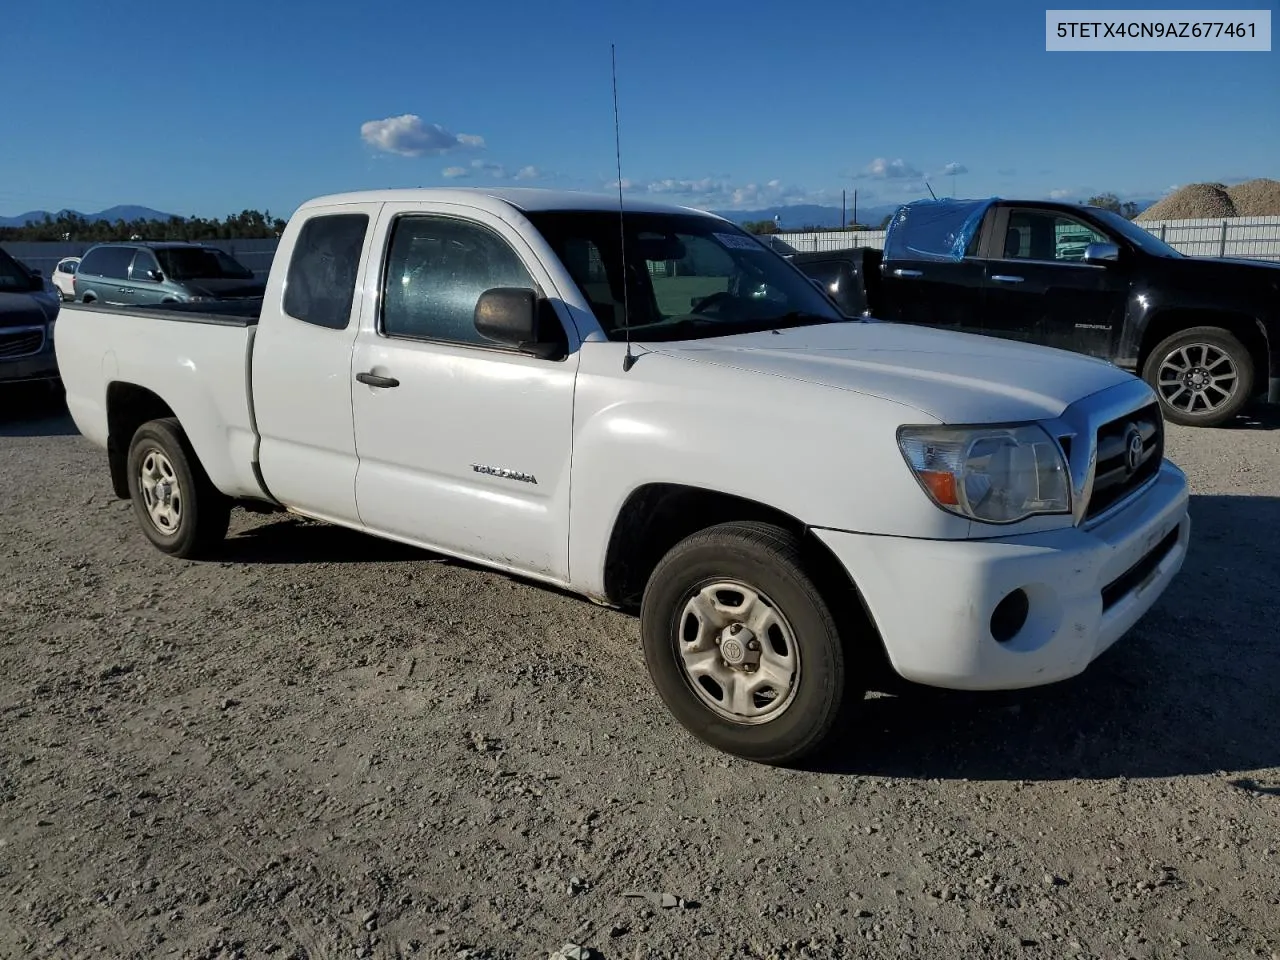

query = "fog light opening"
[991, 588, 1030, 644]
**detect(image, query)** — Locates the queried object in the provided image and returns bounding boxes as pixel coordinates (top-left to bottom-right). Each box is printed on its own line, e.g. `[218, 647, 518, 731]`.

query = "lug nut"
[747, 640, 760, 651]
[730, 624, 742, 634]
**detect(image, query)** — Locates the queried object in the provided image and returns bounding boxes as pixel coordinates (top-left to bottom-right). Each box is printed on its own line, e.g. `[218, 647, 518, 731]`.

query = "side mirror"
[1083, 241, 1120, 264]
[29, 272, 45, 290]
[148, 269, 165, 282]
[474, 287, 566, 360]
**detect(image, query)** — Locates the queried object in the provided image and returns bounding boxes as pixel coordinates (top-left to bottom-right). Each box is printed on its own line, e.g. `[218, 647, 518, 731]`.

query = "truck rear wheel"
[1142, 326, 1254, 427]
[126, 418, 230, 559]
[639, 521, 857, 765]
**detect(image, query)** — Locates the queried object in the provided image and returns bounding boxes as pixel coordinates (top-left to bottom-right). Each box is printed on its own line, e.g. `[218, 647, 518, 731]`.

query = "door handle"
[892, 268, 923, 278]
[356, 372, 400, 388]
[991, 275, 1024, 283]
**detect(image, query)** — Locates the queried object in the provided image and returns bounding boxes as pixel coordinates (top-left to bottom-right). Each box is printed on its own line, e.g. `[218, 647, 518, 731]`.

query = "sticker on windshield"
[713, 232, 765, 251]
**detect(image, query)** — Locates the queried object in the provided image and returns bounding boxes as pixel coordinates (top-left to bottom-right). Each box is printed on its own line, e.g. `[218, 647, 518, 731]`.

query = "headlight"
[897, 424, 1071, 524]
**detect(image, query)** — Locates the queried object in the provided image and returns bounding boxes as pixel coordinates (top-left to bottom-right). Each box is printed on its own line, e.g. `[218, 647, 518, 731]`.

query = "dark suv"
[74, 242, 265, 306]
[1, 245, 60, 386]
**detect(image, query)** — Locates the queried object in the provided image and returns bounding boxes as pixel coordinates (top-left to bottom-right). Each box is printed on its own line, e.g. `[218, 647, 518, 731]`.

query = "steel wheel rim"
[675, 579, 801, 725]
[139, 448, 182, 535]
[1156, 343, 1238, 415]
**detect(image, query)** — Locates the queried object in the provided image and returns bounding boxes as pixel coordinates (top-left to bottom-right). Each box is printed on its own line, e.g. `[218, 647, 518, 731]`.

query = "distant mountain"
[0, 205, 176, 228]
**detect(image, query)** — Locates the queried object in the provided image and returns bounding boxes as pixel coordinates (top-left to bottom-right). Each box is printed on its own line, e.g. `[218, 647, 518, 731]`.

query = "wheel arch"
[105, 382, 178, 499]
[1137, 308, 1270, 398]
[601, 482, 893, 674]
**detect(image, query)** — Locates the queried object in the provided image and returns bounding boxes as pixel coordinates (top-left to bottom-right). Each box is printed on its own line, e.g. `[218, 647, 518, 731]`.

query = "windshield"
[524, 211, 846, 342]
[0, 248, 34, 292]
[1092, 209, 1183, 258]
[155, 246, 256, 281]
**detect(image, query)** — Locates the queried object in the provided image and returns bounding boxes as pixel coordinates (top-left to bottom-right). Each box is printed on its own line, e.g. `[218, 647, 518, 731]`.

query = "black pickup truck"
[791, 198, 1280, 427]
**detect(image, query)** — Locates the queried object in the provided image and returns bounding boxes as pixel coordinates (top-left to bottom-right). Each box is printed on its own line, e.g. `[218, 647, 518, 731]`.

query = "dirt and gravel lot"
[2, 388, 1278, 960]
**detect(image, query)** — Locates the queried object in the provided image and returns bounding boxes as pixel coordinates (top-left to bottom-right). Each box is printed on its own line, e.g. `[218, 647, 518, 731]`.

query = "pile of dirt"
[1137, 178, 1280, 221]
[1225, 178, 1280, 216]
[1136, 183, 1236, 221]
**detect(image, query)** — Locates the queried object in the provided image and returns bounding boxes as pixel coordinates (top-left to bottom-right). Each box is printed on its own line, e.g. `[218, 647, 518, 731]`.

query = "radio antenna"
[612, 43, 636, 372]
[924, 179, 938, 200]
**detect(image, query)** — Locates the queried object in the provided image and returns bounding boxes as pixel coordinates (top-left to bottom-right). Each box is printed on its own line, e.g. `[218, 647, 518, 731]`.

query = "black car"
[0, 245, 60, 386]
[792, 198, 1280, 427]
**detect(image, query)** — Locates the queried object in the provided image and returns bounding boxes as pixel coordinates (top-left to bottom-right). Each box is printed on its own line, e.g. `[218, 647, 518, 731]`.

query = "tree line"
[0, 209, 287, 243]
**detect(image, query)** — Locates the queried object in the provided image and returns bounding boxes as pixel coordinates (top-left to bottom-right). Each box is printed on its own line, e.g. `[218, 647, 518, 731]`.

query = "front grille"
[1101, 526, 1179, 611]
[0, 329, 45, 359]
[1085, 401, 1163, 521]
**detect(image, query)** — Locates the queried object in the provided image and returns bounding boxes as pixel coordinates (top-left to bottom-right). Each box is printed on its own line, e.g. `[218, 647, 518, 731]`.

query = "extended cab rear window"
[283, 214, 369, 329]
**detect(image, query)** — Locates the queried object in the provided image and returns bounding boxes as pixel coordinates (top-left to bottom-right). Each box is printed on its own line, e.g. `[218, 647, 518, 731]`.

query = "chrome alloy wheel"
[1156, 342, 1239, 416]
[138, 448, 183, 534]
[676, 580, 801, 724]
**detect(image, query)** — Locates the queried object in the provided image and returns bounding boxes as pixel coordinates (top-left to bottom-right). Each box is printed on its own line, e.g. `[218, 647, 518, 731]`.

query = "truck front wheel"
[126, 418, 230, 558]
[1142, 326, 1254, 427]
[639, 521, 856, 765]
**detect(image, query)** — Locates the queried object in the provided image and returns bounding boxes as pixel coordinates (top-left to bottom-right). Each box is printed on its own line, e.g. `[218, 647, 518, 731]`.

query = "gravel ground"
[2, 387, 1278, 960]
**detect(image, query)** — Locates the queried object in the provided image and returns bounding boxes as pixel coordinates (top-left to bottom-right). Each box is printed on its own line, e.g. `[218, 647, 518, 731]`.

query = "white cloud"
[856, 157, 923, 180]
[608, 176, 830, 210]
[1049, 188, 1075, 200]
[360, 114, 485, 157]
[469, 159, 509, 179]
[441, 160, 549, 183]
[941, 162, 968, 176]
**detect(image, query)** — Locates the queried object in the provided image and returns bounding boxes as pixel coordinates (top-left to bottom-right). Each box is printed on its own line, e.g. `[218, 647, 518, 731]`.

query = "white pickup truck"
[56, 187, 1191, 764]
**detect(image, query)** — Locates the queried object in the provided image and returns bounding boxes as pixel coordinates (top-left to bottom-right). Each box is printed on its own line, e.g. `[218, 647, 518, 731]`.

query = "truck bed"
[55, 300, 269, 501]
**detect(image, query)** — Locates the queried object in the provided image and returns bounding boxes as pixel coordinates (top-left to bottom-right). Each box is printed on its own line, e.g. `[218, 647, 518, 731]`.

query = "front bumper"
[0, 352, 59, 384]
[813, 460, 1190, 690]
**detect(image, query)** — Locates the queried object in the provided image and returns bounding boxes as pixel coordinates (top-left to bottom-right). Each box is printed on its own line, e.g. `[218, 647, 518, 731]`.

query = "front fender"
[565, 343, 968, 596]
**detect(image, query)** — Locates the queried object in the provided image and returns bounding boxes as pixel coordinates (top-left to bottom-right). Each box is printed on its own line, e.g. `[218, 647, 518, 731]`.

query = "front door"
[126, 249, 166, 305]
[980, 206, 1130, 358]
[350, 204, 580, 580]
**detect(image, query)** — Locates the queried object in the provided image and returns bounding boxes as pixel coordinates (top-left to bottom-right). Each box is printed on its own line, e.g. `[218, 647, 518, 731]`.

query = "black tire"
[125, 418, 230, 558]
[1141, 326, 1254, 427]
[639, 521, 858, 765]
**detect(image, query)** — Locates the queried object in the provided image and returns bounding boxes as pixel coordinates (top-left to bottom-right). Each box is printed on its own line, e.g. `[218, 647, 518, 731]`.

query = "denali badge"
[1124, 427, 1144, 474]
[472, 464, 538, 484]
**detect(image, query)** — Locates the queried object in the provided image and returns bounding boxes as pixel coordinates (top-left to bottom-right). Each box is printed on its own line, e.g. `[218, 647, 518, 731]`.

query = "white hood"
[647, 321, 1137, 424]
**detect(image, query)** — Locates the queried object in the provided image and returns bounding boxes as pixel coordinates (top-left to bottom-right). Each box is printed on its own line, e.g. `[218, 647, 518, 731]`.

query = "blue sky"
[2, 0, 1276, 219]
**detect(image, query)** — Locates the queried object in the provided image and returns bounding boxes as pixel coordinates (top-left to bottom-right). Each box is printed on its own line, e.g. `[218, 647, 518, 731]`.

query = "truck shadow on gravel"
[811, 492, 1280, 783]
[218, 517, 440, 564]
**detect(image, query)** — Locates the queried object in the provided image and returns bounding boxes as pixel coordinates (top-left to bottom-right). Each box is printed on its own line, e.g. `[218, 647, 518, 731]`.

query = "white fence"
[776, 215, 1280, 261]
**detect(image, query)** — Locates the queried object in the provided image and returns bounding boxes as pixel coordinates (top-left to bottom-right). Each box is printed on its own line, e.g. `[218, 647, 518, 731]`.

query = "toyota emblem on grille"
[1124, 426, 1144, 474]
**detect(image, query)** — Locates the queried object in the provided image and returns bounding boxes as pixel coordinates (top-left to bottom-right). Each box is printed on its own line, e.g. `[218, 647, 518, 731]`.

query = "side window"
[82, 247, 134, 279]
[382, 215, 535, 346]
[130, 249, 160, 281]
[1003, 211, 1107, 262]
[283, 213, 369, 329]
